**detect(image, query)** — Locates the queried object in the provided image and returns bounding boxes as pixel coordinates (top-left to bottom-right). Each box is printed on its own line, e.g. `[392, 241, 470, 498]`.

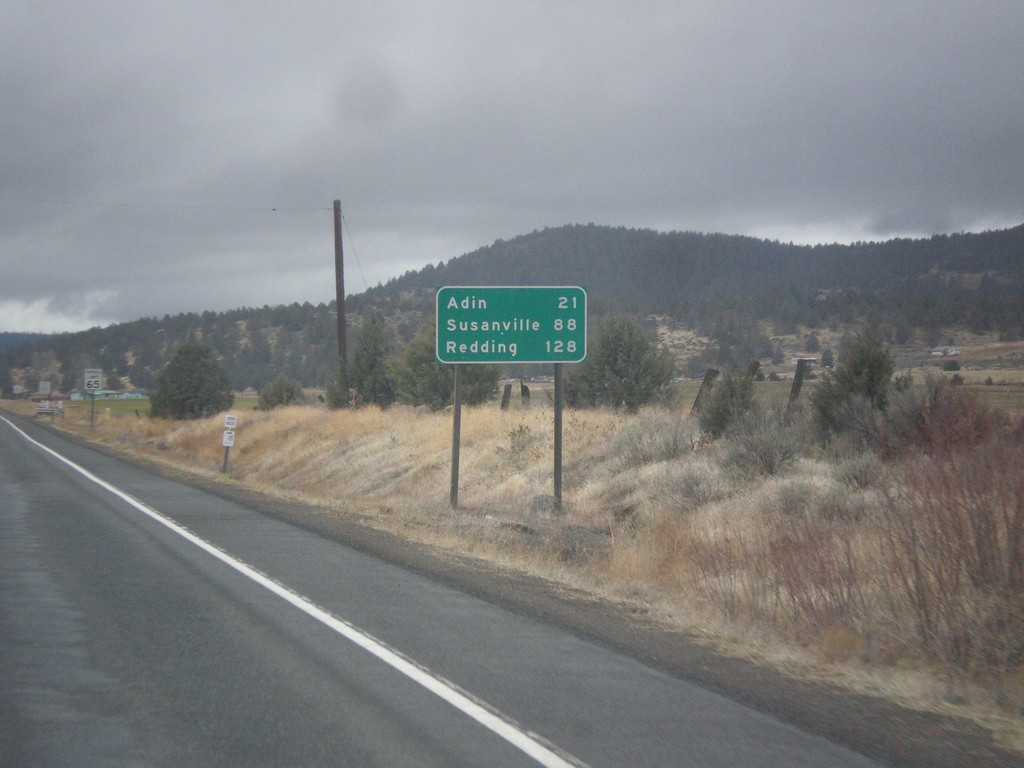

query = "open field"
[4, 384, 1023, 755]
[56, 394, 259, 417]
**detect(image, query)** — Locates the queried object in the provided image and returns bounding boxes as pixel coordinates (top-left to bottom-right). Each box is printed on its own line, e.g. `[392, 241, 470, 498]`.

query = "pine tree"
[393, 324, 500, 410]
[349, 311, 396, 407]
[810, 331, 895, 434]
[566, 315, 674, 411]
[150, 343, 234, 419]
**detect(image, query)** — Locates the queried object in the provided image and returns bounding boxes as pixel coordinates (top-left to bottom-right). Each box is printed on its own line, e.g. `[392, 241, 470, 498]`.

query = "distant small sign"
[224, 414, 237, 430]
[222, 430, 235, 448]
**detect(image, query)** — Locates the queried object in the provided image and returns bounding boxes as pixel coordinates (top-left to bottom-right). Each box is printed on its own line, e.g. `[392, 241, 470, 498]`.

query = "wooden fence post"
[788, 358, 812, 415]
[689, 368, 720, 417]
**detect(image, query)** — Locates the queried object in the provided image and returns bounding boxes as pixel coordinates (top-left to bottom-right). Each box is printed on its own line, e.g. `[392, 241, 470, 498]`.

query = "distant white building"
[930, 346, 961, 357]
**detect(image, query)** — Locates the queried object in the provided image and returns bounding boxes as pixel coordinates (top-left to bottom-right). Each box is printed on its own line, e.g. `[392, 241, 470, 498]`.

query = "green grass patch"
[65, 395, 259, 416]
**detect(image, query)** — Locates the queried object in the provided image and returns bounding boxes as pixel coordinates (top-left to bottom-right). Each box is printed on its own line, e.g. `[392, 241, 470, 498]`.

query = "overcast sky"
[2, 1, 1022, 333]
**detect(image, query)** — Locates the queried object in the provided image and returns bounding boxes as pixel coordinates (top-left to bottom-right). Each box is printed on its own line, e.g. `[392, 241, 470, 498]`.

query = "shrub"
[614, 409, 695, 467]
[877, 374, 1005, 457]
[817, 484, 864, 521]
[770, 480, 818, 518]
[831, 452, 882, 489]
[257, 376, 305, 410]
[719, 408, 803, 477]
[881, 439, 1024, 674]
[664, 463, 720, 512]
[699, 367, 754, 438]
[764, 511, 862, 634]
[507, 424, 540, 467]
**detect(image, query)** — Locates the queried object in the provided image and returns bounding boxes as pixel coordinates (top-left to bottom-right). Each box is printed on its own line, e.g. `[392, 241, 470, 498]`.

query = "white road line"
[2, 416, 588, 768]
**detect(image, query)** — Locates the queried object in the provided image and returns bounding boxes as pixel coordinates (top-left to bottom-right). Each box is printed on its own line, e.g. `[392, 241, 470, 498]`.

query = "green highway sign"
[436, 286, 587, 364]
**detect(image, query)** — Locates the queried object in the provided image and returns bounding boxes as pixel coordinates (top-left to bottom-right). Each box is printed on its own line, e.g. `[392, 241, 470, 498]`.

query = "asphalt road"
[0, 413, 883, 768]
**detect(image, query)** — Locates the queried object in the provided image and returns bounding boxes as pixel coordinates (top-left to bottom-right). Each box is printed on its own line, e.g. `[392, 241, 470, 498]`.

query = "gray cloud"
[1, 0, 1021, 331]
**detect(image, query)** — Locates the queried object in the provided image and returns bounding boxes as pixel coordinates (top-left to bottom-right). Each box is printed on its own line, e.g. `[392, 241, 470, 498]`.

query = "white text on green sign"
[436, 286, 587, 364]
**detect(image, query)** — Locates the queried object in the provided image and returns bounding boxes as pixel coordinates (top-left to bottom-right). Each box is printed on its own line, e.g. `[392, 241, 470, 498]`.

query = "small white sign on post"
[84, 369, 103, 392]
[84, 369, 103, 428]
[220, 425, 236, 473]
[38, 381, 51, 395]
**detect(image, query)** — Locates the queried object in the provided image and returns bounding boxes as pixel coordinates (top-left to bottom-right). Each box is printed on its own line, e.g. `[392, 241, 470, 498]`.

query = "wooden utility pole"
[333, 200, 347, 366]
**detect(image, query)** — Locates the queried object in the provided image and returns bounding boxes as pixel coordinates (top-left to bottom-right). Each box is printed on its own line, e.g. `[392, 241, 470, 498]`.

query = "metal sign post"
[436, 286, 586, 510]
[449, 365, 463, 507]
[84, 369, 102, 428]
[553, 363, 563, 511]
[221, 414, 237, 473]
[221, 429, 235, 473]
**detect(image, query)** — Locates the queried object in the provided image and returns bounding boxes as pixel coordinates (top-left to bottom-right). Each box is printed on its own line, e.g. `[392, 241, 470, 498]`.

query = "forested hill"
[0, 332, 47, 352]
[3, 222, 1023, 394]
[358, 222, 1024, 314]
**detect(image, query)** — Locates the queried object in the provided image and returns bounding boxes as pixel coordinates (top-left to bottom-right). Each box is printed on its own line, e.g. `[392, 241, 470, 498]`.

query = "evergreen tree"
[325, 361, 349, 409]
[150, 343, 234, 419]
[393, 324, 500, 410]
[566, 315, 674, 411]
[699, 367, 755, 438]
[810, 331, 894, 435]
[349, 311, 396, 407]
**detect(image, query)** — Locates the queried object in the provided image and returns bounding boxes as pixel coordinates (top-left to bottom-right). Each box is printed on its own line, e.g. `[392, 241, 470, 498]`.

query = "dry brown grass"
[5, 395, 1023, 752]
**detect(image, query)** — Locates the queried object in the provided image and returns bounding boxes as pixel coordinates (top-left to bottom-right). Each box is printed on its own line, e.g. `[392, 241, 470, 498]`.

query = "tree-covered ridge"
[3, 222, 1023, 394]
[363, 222, 1024, 309]
[1, 303, 345, 394]
[0, 332, 47, 352]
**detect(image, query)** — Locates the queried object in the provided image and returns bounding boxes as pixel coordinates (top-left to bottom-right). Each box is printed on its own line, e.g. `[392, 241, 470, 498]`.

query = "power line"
[340, 212, 370, 293]
[2, 195, 330, 213]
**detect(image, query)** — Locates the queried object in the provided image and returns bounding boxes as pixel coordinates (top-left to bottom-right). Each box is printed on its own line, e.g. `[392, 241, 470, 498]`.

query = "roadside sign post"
[84, 369, 102, 428]
[553, 363, 563, 508]
[222, 414, 237, 473]
[449, 365, 463, 507]
[436, 286, 587, 511]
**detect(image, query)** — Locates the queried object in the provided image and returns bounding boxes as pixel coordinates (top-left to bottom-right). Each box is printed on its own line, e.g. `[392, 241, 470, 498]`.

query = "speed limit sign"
[84, 368, 102, 392]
